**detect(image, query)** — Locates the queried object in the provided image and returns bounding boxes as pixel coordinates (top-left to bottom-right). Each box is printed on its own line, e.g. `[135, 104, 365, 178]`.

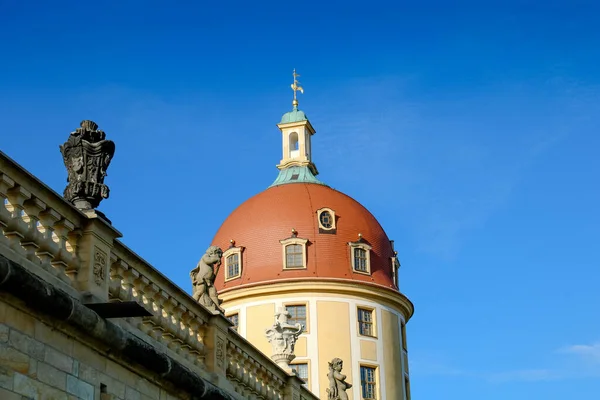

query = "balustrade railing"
[108, 241, 210, 367]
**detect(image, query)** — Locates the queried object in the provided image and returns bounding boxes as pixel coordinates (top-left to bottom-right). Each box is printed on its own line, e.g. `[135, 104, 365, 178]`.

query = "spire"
[271, 70, 326, 188]
[290, 69, 304, 109]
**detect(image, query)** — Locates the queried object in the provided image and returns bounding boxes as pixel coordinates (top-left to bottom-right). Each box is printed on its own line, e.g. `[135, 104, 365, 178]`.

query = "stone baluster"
[20, 198, 46, 264]
[132, 275, 153, 334]
[108, 258, 127, 300]
[121, 266, 138, 301]
[5, 185, 31, 256]
[0, 174, 15, 249]
[36, 208, 61, 268]
[160, 297, 178, 347]
[187, 316, 206, 364]
[151, 290, 169, 342]
[52, 219, 75, 278]
[63, 224, 81, 281]
[139, 283, 158, 336]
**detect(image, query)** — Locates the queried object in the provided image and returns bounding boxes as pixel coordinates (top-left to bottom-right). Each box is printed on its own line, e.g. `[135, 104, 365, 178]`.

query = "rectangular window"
[404, 376, 411, 400]
[360, 366, 377, 399]
[291, 363, 309, 384]
[354, 248, 368, 272]
[285, 305, 307, 332]
[358, 308, 374, 337]
[227, 253, 240, 278]
[286, 244, 304, 268]
[227, 313, 239, 332]
[401, 322, 407, 350]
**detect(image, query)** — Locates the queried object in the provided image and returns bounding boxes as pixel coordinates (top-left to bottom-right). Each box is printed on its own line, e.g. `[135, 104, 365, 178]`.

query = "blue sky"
[1, 1, 600, 399]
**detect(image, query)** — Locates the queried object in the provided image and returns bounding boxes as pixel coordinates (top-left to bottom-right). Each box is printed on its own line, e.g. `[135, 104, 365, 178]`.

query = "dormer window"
[349, 235, 372, 275]
[280, 231, 308, 270]
[316, 207, 336, 234]
[223, 244, 244, 281]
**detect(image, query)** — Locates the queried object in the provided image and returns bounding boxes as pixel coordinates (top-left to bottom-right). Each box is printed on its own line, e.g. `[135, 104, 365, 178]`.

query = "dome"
[280, 107, 307, 124]
[213, 182, 397, 291]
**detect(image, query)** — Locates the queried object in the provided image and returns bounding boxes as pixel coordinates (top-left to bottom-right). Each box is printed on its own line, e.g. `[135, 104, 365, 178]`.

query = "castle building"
[212, 73, 414, 400]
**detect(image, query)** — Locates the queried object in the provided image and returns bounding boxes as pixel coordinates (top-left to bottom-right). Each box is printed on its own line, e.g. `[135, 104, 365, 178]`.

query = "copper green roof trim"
[280, 106, 308, 124]
[270, 166, 327, 188]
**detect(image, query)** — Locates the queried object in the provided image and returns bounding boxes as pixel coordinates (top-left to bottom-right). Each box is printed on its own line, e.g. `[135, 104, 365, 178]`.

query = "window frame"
[280, 237, 308, 270]
[223, 246, 244, 281]
[283, 302, 309, 333]
[316, 207, 337, 233]
[404, 374, 411, 400]
[290, 361, 310, 388]
[349, 241, 372, 275]
[357, 306, 376, 338]
[359, 364, 379, 400]
[401, 320, 407, 351]
[226, 312, 239, 332]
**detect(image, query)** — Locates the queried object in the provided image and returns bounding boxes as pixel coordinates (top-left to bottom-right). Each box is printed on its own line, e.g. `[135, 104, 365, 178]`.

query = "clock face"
[319, 211, 333, 229]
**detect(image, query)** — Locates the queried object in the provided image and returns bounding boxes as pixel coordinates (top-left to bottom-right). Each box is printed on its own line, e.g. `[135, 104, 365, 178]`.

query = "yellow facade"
[220, 281, 413, 400]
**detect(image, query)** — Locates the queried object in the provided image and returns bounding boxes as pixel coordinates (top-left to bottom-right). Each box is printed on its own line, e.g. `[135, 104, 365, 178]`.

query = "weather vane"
[291, 69, 304, 107]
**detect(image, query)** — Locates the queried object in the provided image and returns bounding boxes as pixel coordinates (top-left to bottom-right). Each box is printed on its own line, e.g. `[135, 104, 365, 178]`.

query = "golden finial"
[290, 69, 304, 108]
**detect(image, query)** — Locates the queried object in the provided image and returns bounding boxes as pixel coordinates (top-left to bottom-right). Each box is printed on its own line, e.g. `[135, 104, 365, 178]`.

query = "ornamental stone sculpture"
[326, 358, 352, 400]
[190, 246, 224, 314]
[59, 120, 116, 210]
[265, 308, 303, 371]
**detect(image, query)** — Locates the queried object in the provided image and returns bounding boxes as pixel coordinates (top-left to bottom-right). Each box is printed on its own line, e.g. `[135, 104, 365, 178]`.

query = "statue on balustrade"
[326, 358, 352, 400]
[265, 308, 303, 371]
[60, 120, 115, 211]
[190, 245, 224, 314]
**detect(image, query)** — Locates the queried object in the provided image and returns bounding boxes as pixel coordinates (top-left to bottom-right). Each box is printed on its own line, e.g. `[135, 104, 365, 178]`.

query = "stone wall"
[0, 295, 184, 400]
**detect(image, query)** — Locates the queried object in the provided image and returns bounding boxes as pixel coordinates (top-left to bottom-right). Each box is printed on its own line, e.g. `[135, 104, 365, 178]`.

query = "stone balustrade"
[227, 335, 287, 400]
[0, 150, 318, 400]
[0, 153, 85, 290]
[108, 240, 211, 368]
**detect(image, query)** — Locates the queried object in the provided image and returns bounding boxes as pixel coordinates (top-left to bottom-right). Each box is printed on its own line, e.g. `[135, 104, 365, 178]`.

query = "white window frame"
[280, 237, 308, 270]
[223, 246, 244, 281]
[316, 207, 336, 231]
[349, 241, 372, 275]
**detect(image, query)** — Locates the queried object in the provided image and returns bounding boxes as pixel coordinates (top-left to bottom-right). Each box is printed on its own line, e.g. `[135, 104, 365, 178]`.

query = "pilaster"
[76, 210, 121, 302]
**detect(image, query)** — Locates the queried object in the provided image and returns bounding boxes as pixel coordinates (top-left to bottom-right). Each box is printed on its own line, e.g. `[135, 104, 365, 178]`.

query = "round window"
[319, 211, 333, 229]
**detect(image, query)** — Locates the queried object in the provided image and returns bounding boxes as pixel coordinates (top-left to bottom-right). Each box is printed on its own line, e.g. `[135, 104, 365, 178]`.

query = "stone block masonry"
[0, 299, 184, 400]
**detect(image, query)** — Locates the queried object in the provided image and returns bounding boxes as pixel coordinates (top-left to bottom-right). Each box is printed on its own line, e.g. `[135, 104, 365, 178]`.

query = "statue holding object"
[190, 246, 224, 314]
[326, 358, 352, 400]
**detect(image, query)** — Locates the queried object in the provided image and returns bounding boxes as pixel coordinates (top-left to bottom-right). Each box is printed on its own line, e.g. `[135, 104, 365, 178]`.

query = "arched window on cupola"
[289, 132, 300, 158]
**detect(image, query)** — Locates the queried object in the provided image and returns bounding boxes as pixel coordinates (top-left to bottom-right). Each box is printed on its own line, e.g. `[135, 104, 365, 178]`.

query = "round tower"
[213, 72, 413, 400]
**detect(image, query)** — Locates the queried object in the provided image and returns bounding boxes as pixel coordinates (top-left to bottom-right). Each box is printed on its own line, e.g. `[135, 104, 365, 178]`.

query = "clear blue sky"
[1, 1, 599, 399]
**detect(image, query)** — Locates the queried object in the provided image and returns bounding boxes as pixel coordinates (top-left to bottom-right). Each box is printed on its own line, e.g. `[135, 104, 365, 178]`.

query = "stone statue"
[59, 120, 115, 210]
[265, 308, 303, 371]
[190, 246, 224, 313]
[326, 358, 352, 400]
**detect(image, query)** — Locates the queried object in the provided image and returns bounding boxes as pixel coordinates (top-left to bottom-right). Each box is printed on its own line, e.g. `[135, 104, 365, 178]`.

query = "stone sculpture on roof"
[190, 245, 224, 314]
[265, 308, 303, 371]
[59, 120, 115, 210]
[326, 358, 352, 400]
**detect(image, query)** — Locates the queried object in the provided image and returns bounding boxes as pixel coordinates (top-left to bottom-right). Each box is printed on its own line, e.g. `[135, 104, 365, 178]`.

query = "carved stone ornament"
[190, 246, 224, 314]
[59, 120, 115, 210]
[265, 308, 303, 370]
[216, 336, 225, 369]
[326, 358, 352, 400]
[92, 247, 107, 286]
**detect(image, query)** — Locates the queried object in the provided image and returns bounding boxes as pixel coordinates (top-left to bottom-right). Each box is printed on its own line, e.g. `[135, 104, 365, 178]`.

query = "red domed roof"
[213, 183, 397, 291]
